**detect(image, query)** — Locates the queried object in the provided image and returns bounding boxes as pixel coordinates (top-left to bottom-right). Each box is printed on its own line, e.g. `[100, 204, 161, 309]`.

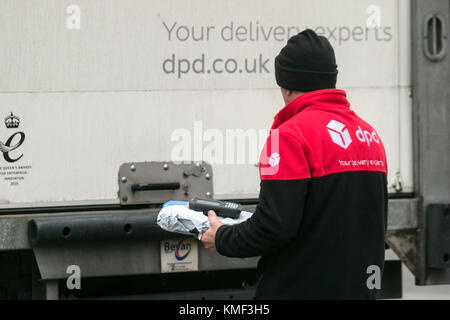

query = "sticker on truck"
[160, 239, 199, 273]
[0, 111, 32, 188]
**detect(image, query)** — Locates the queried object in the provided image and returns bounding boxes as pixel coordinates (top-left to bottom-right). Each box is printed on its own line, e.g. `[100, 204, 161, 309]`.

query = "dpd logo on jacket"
[327, 120, 352, 149]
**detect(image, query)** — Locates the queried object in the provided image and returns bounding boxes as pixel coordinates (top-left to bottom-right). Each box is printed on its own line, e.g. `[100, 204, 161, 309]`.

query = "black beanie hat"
[275, 29, 338, 92]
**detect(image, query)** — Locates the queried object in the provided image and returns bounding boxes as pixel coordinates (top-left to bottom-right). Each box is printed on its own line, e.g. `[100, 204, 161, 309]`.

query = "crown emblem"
[5, 112, 20, 129]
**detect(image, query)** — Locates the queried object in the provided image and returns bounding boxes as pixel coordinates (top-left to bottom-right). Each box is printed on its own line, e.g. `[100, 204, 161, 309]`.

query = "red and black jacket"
[215, 89, 388, 299]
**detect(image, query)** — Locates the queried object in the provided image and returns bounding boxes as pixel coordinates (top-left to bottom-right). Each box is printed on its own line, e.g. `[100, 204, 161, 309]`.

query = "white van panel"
[0, 0, 412, 205]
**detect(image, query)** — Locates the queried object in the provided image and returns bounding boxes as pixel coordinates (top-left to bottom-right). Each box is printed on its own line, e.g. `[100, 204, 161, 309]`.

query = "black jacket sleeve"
[215, 178, 309, 258]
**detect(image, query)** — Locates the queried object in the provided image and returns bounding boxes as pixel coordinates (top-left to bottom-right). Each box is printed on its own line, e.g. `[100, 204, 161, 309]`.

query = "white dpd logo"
[356, 126, 380, 147]
[326, 120, 352, 149]
[268, 152, 280, 167]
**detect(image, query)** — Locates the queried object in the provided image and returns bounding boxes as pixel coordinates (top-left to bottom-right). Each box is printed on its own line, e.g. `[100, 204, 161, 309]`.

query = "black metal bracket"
[426, 204, 450, 269]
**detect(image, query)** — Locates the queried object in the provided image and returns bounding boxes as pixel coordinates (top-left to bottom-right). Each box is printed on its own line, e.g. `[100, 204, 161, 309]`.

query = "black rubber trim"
[0, 193, 414, 216]
[28, 210, 191, 247]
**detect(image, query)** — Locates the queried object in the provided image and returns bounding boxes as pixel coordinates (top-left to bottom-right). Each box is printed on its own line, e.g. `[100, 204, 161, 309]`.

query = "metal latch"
[424, 12, 447, 62]
[118, 162, 213, 205]
[391, 170, 404, 193]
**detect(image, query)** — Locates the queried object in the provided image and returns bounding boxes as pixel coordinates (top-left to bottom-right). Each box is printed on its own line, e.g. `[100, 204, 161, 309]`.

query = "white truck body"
[0, 0, 413, 206]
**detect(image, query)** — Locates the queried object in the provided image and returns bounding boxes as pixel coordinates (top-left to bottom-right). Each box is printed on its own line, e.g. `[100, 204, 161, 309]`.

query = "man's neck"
[285, 91, 307, 105]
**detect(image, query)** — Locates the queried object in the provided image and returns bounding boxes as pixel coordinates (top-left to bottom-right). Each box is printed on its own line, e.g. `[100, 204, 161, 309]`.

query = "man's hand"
[200, 210, 224, 253]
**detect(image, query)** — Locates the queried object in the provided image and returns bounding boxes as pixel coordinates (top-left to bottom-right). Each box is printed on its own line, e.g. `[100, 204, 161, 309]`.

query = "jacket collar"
[271, 89, 350, 129]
